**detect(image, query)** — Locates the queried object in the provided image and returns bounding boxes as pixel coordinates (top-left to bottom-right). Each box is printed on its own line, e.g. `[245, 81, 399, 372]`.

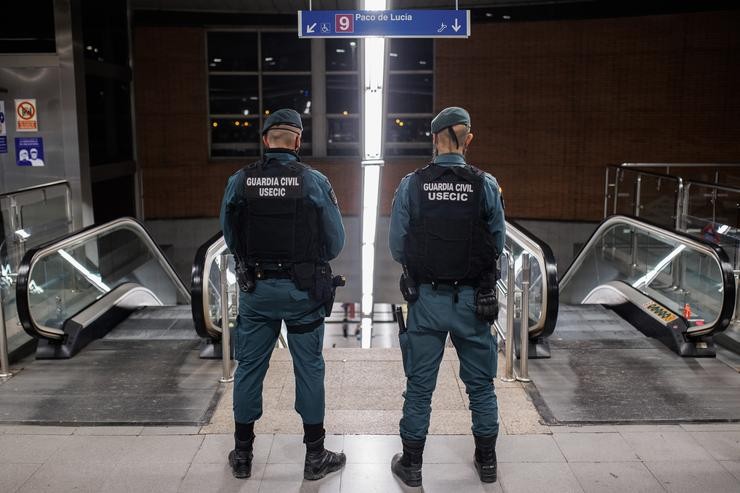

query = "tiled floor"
[1, 424, 739, 492]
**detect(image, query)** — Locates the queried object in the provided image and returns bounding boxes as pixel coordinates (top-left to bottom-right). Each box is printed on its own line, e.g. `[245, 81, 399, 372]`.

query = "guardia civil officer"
[220, 109, 347, 480]
[389, 107, 505, 486]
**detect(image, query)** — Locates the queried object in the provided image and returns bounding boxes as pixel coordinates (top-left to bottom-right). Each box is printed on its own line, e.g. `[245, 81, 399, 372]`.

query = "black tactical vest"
[232, 157, 322, 265]
[405, 164, 498, 285]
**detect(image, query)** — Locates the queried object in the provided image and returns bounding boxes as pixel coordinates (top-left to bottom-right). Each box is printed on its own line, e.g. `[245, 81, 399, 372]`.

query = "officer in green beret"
[389, 107, 505, 486]
[220, 108, 346, 480]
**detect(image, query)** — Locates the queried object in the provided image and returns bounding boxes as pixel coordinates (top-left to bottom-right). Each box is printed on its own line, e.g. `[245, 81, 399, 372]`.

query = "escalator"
[16, 217, 205, 358]
[505, 215, 740, 423]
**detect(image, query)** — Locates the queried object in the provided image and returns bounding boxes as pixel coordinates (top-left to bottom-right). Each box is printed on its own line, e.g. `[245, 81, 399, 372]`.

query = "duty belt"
[257, 269, 292, 280]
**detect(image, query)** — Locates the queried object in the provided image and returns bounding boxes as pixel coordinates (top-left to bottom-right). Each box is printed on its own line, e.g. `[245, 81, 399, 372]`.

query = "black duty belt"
[258, 270, 292, 280]
[417, 278, 480, 288]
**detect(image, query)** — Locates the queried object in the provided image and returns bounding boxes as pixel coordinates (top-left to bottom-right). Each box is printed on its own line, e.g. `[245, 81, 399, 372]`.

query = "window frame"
[325, 38, 361, 157]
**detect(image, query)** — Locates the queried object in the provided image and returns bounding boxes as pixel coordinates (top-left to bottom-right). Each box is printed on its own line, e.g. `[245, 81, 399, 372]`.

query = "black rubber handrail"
[507, 220, 560, 339]
[16, 217, 191, 341]
[560, 214, 736, 336]
[190, 231, 224, 340]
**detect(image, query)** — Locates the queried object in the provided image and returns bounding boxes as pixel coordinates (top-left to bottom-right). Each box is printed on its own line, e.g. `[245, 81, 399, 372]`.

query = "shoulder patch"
[329, 187, 338, 205]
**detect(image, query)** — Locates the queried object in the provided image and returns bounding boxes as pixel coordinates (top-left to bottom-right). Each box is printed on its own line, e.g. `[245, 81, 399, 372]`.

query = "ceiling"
[129, 0, 591, 14]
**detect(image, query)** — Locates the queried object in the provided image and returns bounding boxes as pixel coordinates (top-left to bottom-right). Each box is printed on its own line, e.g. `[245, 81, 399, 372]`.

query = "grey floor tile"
[339, 463, 408, 493]
[550, 425, 618, 434]
[194, 434, 274, 464]
[689, 431, 740, 461]
[0, 463, 40, 493]
[141, 426, 203, 435]
[422, 462, 503, 493]
[424, 435, 475, 463]
[47, 435, 137, 464]
[0, 425, 76, 435]
[178, 462, 265, 492]
[720, 461, 740, 482]
[343, 434, 401, 464]
[620, 431, 714, 462]
[497, 434, 565, 463]
[101, 461, 191, 493]
[569, 462, 664, 493]
[498, 462, 584, 493]
[681, 423, 740, 432]
[268, 434, 344, 463]
[612, 425, 684, 433]
[259, 462, 341, 492]
[74, 426, 144, 436]
[0, 434, 68, 463]
[119, 435, 205, 463]
[645, 460, 740, 493]
[18, 461, 118, 493]
[553, 433, 640, 462]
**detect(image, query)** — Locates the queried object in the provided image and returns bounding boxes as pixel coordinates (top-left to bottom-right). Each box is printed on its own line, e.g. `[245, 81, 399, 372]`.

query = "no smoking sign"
[15, 99, 38, 132]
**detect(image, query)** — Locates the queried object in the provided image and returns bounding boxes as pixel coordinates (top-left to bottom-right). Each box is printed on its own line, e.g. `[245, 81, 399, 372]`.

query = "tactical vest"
[405, 164, 498, 285]
[232, 157, 322, 265]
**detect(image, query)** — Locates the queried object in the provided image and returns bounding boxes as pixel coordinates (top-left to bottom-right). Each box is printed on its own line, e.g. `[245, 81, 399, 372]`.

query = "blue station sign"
[298, 10, 471, 38]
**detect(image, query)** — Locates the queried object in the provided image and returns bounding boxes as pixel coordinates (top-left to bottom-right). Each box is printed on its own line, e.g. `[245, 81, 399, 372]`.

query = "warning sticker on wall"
[15, 137, 45, 166]
[15, 99, 38, 132]
[0, 101, 7, 153]
[644, 301, 678, 324]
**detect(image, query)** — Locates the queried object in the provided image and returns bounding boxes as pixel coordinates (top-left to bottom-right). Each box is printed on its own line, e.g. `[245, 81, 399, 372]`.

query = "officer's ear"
[294, 134, 301, 152]
[262, 134, 270, 149]
[465, 132, 474, 147]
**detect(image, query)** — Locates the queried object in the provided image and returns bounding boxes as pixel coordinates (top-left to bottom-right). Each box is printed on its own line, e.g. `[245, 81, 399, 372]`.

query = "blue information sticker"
[0, 137, 7, 154]
[15, 137, 45, 167]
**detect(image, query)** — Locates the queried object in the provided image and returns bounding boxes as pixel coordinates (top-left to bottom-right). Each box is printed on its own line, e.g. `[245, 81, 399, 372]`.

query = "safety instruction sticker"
[15, 137, 45, 166]
[644, 302, 678, 324]
[15, 99, 38, 132]
[0, 101, 6, 153]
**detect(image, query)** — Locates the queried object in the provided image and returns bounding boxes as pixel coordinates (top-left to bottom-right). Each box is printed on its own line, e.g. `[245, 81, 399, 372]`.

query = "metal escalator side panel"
[191, 231, 227, 339]
[559, 214, 735, 338]
[504, 220, 559, 339]
[15, 217, 192, 343]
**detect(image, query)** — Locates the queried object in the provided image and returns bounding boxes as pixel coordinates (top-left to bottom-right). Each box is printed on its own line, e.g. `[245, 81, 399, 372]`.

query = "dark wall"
[133, 10, 740, 221]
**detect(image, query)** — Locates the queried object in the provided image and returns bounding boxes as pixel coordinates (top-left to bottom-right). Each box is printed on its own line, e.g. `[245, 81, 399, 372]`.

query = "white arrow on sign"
[452, 18, 461, 32]
[306, 22, 317, 33]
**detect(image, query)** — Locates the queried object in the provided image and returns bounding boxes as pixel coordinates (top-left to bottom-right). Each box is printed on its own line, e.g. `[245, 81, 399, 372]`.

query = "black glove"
[475, 288, 499, 323]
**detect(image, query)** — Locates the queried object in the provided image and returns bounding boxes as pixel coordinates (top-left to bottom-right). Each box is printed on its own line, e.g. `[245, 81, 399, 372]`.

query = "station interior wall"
[133, 9, 740, 223]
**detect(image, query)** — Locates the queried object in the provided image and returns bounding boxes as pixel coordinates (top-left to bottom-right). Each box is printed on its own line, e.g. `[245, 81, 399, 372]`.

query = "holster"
[400, 264, 419, 303]
[292, 262, 315, 291]
[235, 260, 256, 293]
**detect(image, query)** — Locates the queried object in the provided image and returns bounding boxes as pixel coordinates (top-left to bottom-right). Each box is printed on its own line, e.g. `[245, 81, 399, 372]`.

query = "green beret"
[262, 108, 303, 134]
[431, 107, 471, 134]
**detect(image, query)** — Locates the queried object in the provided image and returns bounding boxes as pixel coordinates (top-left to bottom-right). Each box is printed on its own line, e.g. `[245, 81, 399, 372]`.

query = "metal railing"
[1, 181, 73, 379]
[496, 250, 533, 383]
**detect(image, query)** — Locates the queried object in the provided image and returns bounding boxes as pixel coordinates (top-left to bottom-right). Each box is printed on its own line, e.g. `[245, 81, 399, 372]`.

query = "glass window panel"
[328, 145, 360, 157]
[263, 75, 312, 115]
[85, 76, 133, 166]
[387, 74, 433, 114]
[82, 1, 128, 64]
[325, 39, 359, 71]
[210, 118, 260, 158]
[388, 39, 433, 71]
[386, 117, 432, 143]
[209, 75, 259, 115]
[328, 117, 359, 144]
[261, 32, 311, 72]
[208, 32, 258, 71]
[0, 1, 55, 53]
[326, 74, 359, 114]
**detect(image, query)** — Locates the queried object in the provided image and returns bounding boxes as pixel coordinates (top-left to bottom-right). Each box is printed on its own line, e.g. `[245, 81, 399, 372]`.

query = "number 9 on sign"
[335, 14, 354, 33]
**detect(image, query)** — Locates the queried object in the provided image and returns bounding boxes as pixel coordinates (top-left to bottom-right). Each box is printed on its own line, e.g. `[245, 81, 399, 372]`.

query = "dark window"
[328, 117, 359, 156]
[81, 1, 129, 65]
[85, 76, 134, 166]
[261, 33, 311, 72]
[208, 32, 258, 72]
[385, 39, 434, 157]
[387, 74, 434, 114]
[326, 74, 359, 114]
[210, 118, 261, 158]
[262, 75, 312, 115]
[388, 39, 433, 71]
[325, 39, 359, 71]
[0, 1, 55, 53]
[208, 75, 259, 115]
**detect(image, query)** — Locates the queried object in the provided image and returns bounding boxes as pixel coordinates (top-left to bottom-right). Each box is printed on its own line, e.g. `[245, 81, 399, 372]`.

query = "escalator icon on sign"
[321, 23, 331, 33]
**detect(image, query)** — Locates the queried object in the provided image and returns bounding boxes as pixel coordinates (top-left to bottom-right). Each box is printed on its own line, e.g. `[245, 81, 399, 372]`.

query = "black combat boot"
[228, 435, 254, 479]
[304, 434, 347, 480]
[391, 439, 425, 487]
[473, 434, 497, 483]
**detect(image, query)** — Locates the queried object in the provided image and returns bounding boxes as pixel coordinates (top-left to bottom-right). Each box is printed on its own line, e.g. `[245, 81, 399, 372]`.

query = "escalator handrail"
[16, 217, 191, 341]
[560, 214, 736, 333]
[504, 220, 560, 339]
[191, 231, 226, 339]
